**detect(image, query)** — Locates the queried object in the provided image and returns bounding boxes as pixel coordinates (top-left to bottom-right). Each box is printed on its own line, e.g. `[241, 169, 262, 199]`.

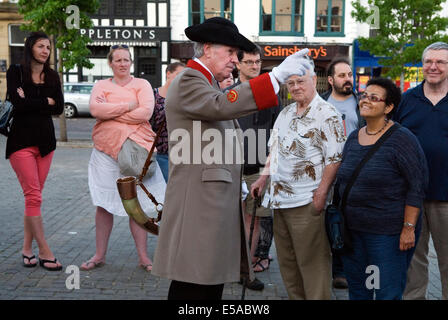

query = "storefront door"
[137, 57, 160, 87]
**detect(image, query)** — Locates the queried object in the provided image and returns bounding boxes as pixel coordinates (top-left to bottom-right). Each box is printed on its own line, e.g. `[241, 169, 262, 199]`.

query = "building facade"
[0, 0, 25, 95]
[170, 0, 368, 95]
[0, 0, 171, 91]
[4, 1, 445, 95]
[72, 0, 171, 87]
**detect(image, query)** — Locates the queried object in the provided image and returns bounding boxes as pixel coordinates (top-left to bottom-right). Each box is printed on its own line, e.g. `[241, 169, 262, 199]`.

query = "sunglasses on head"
[111, 44, 129, 49]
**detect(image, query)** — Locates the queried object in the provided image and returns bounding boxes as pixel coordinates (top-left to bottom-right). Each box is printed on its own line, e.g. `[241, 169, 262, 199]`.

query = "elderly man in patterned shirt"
[251, 55, 346, 300]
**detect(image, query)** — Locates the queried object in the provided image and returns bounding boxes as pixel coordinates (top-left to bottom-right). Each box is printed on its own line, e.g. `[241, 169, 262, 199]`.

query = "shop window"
[139, 47, 159, 57]
[94, 0, 168, 19]
[260, 0, 304, 36]
[91, 0, 145, 18]
[98, 0, 110, 16]
[189, 0, 234, 25]
[114, 0, 146, 17]
[315, 0, 345, 36]
[141, 63, 157, 75]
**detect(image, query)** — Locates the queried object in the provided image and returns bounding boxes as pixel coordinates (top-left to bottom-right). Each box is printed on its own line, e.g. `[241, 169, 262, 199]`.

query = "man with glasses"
[320, 58, 365, 290]
[226, 45, 281, 291]
[394, 42, 448, 300]
[251, 56, 345, 300]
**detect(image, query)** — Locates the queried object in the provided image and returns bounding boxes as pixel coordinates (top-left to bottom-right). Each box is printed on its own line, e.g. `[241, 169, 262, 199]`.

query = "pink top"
[89, 77, 156, 160]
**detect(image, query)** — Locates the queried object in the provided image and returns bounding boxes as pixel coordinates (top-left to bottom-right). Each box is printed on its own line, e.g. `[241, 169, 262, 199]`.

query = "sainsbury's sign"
[261, 45, 348, 60]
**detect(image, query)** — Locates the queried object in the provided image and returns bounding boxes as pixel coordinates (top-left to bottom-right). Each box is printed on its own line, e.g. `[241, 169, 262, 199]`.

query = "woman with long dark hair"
[5, 31, 64, 271]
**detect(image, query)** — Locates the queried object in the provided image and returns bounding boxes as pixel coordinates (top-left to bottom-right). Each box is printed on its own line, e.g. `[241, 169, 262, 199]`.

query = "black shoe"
[240, 277, 264, 291]
[332, 277, 348, 289]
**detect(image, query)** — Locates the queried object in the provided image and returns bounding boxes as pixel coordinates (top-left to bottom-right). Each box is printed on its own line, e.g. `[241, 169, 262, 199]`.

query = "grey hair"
[193, 42, 223, 58]
[422, 42, 448, 61]
[193, 42, 205, 58]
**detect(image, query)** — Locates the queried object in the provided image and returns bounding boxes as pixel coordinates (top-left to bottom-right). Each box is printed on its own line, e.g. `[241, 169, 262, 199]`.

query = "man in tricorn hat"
[152, 17, 310, 300]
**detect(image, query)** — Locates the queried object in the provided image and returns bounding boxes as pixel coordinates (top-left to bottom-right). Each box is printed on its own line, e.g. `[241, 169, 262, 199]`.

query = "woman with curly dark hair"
[336, 77, 428, 299]
[6, 31, 64, 271]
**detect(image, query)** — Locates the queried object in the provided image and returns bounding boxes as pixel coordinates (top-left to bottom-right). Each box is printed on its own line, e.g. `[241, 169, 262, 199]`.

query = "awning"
[88, 41, 158, 47]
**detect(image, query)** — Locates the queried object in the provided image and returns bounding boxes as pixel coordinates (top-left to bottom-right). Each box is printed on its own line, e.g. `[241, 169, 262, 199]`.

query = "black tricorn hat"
[185, 17, 256, 52]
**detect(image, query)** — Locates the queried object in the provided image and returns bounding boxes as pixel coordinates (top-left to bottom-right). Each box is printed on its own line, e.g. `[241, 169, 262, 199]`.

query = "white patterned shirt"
[263, 93, 346, 209]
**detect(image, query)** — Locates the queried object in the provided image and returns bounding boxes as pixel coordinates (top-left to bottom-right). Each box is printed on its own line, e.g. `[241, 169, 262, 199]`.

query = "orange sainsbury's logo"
[263, 45, 327, 59]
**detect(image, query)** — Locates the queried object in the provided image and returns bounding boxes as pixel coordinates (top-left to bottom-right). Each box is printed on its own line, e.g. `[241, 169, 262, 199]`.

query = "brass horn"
[116, 120, 165, 235]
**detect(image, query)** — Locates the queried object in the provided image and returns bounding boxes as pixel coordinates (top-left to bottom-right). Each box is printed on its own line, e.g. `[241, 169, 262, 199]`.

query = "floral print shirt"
[263, 93, 346, 209]
[149, 87, 168, 155]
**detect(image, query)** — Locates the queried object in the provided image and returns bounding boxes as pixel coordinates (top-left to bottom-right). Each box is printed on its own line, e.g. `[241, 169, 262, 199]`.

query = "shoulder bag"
[118, 119, 166, 178]
[0, 64, 22, 136]
[325, 123, 400, 254]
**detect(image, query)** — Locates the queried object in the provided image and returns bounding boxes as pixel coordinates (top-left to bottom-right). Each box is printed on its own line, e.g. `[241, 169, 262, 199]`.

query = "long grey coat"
[151, 60, 278, 285]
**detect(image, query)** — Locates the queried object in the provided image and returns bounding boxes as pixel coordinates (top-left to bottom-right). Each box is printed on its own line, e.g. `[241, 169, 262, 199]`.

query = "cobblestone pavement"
[0, 135, 443, 300]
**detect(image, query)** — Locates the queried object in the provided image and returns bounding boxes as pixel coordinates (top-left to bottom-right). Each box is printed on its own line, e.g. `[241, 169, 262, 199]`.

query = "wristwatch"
[403, 222, 415, 228]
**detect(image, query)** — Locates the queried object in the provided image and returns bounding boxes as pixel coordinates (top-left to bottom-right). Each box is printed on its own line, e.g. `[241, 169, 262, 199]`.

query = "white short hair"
[193, 42, 223, 58]
[193, 42, 205, 58]
[422, 42, 448, 61]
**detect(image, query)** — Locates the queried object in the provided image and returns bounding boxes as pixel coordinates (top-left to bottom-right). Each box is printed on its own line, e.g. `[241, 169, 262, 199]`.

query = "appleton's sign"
[261, 45, 349, 60]
[80, 26, 170, 42]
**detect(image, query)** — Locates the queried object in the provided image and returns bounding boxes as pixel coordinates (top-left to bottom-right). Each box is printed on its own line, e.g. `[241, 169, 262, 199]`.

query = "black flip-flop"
[39, 257, 63, 271]
[22, 254, 37, 268]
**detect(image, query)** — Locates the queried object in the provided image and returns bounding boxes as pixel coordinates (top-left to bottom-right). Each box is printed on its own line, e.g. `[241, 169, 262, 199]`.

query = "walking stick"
[241, 190, 261, 300]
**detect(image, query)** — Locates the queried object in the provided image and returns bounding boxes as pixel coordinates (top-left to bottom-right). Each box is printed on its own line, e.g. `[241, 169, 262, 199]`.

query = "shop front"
[171, 42, 350, 92]
[68, 26, 171, 87]
[259, 44, 350, 94]
[353, 40, 423, 92]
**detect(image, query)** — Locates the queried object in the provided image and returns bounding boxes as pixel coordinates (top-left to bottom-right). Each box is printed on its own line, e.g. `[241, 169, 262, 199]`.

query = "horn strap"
[137, 118, 166, 222]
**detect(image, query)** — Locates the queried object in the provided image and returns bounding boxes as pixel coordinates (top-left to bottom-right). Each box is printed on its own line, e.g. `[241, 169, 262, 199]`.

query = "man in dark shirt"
[394, 42, 448, 300]
[227, 45, 281, 290]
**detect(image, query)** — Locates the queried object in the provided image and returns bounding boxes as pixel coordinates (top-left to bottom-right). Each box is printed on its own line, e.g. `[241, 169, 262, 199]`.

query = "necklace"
[365, 118, 389, 136]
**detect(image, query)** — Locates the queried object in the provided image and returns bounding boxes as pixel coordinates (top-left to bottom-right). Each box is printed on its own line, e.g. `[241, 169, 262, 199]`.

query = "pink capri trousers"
[9, 146, 54, 217]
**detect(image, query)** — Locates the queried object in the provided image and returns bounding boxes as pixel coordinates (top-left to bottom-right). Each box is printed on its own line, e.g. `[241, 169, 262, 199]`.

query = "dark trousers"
[168, 280, 224, 300]
[332, 251, 346, 278]
[341, 230, 419, 300]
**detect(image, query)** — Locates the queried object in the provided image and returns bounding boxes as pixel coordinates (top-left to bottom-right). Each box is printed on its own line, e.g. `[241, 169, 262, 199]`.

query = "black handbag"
[0, 64, 22, 137]
[325, 123, 400, 254]
[0, 98, 13, 136]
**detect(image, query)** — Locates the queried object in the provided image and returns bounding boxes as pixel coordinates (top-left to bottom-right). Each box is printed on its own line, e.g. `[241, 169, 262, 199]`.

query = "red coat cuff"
[249, 73, 278, 110]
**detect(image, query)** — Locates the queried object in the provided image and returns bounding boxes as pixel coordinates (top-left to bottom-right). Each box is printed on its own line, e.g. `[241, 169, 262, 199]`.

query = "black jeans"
[168, 280, 224, 300]
[332, 251, 346, 278]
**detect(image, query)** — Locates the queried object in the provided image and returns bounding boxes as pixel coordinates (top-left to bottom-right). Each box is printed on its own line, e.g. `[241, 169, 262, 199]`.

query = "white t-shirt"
[263, 94, 346, 209]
